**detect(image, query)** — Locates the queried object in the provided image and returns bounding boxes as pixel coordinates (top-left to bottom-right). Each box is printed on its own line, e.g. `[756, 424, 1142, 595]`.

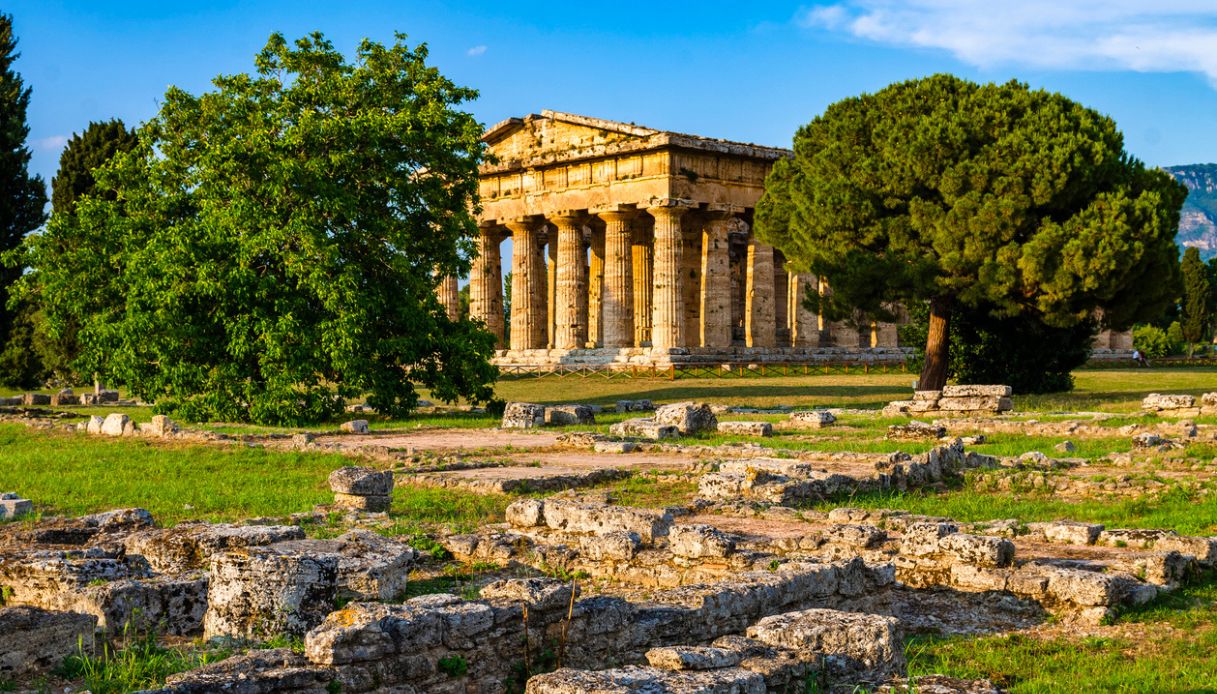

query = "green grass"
[57, 634, 229, 694]
[816, 484, 1217, 535]
[0, 424, 509, 530]
[908, 575, 1217, 692]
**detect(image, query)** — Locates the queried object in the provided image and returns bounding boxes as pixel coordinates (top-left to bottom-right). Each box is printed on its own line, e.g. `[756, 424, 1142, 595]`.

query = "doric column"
[546, 233, 557, 348]
[648, 201, 690, 351]
[588, 224, 605, 348]
[745, 237, 776, 348]
[632, 220, 653, 347]
[699, 212, 733, 348]
[787, 270, 819, 347]
[506, 218, 547, 350]
[551, 212, 588, 350]
[470, 224, 504, 347]
[435, 272, 460, 321]
[597, 208, 637, 348]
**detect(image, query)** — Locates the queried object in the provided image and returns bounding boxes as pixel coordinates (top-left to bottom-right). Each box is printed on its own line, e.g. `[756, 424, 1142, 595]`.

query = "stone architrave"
[649, 201, 690, 351]
[551, 212, 588, 349]
[787, 271, 819, 347]
[597, 208, 638, 348]
[632, 219, 654, 347]
[700, 210, 734, 348]
[470, 224, 504, 347]
[435, 273, 460, 321]
[506, 218, 547, 350]
[588, 223, 605, 347]
[745, 238, 776, 348]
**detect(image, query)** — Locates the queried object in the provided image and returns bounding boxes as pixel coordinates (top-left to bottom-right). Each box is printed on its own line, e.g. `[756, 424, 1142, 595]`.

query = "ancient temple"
[442, 110, 1127, 369]
[437, 110, 907, 368]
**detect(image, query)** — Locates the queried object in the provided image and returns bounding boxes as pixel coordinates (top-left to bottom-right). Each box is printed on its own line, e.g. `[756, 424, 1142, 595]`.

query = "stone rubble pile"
[885, 385, 1013, 417]
[1142, 392, 1217, 417]
[698, 442, 997, 505]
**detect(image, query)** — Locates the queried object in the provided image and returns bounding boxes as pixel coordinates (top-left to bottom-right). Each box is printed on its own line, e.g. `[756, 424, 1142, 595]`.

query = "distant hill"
[1164, 164, 1217, 260]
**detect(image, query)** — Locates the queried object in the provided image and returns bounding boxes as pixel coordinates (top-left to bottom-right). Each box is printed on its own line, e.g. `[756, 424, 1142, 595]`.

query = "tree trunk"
[919, 296, 952, 390]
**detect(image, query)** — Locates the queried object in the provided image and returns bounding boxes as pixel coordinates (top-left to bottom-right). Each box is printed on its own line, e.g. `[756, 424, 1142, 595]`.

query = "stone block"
[646, 646, 742, 671]
[938, 534, 1015, 568]
[941, 385, 1012, 398]
[0, 493, 32, 520]
[157, 648, 335, 693]
[824, 524, 887, 549]
[1096, 528, 1177, 549]
[525, 665, 766, 693]
[594, 441, 640, 453]
[616, 399, 655, 412]
[1155, 535, 1217, 564]
[143, 414, 179, 437]
[271, 530, 418, 602]
[654, 401, 718, 434]
[899, 522, 959, 557]
[1142, 393, 1196, 411]
[506, 498, 546, 528]
[502, 402, 546, 428]
[203, 545, 339, 640]
[669, 524, 735, 559]
[1031, 521, 1103, 546]
[327, 466, 393, 496]
[887, 421, 946, 440]
[578, 531, 640, 561]
[340, 419, 369, 434]
[911, 390, 942, 402]
[481, 577, 576, 612]
[746, 608, 904, 682]
[85, 415, 105, 434]
[544, 404, 595, 426]
[123, 523, 305, 574]
[0, 606, 96, 677]
[609, 417, 679, 440]
[76, 575, 209, 636]
[50, 393, 79, 406]
[716, 421, 773, 437]
[1040, 565, 1119, 606]
[789, 410, 836, 427]
[0, 395, 20, 406]
[542, 499, 673, 543]
[22, 393, 50, 406]
[332, 493, 390, 512]
[936, 396, 1011, 412]
[99, 413, 130, 437]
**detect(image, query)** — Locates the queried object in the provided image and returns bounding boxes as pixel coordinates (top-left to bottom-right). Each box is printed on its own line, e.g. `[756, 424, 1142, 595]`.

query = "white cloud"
[33, 135, 68, 151]
[466, 45, 487, 57]
[799, 1, 1217, 83]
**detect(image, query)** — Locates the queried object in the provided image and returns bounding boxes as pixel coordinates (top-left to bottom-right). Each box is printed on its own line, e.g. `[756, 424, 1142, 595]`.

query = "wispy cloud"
[799, 1, 1217, 84]
[33, 135, 68, 151]
[466, 45, 487, 57]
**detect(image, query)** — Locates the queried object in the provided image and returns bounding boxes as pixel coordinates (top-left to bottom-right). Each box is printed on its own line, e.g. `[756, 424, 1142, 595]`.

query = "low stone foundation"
[494, 346, 913, 371]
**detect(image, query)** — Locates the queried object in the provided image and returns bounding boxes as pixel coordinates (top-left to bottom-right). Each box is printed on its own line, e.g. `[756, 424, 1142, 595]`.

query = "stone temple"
[437, 110, 1131, 369]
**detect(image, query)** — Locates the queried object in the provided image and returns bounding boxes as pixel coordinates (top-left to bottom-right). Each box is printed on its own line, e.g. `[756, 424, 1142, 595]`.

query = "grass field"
[4, 366, 1217, 691]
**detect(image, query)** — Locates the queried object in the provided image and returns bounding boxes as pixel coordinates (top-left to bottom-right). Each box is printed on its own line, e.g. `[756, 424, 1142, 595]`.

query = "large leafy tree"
[1180, 246, 1212, 356]
[756, 74, 1185, 390]
[0, 14, 48, 386]
[21, 119, 140, 381]
[21, 32, 496, 423]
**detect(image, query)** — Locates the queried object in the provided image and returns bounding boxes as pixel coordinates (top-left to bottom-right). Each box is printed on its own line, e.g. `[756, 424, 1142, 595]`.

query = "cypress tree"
[1180, 246, 1212, 356]
[51, 119, 138, 216]
[0, 13, 48, 386]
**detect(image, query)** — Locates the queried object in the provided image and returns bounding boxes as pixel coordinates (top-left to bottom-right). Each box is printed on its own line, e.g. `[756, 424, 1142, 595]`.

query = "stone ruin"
[3, 464, 1214, 693]
[885, 385, 1013, 418]
[1142, 392, 1217, 417]
[505, 399, 831, 442]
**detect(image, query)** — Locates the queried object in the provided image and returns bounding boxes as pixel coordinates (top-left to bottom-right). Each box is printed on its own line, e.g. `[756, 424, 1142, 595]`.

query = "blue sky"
[9, 0, 1217, 190]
